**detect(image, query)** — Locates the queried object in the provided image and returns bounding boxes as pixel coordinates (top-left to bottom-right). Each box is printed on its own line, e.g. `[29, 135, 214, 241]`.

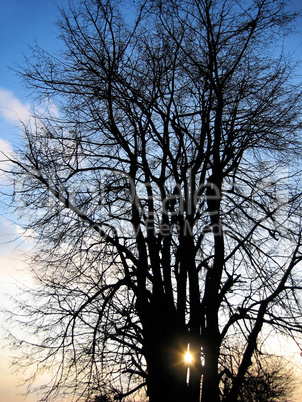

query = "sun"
[185, 344, 193, 364]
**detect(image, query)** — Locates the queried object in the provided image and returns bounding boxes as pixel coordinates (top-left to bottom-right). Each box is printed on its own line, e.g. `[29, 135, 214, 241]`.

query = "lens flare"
[185, 344, 193, 364]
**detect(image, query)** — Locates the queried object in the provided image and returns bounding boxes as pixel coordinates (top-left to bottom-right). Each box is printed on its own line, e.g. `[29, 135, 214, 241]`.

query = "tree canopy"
[3, 0, 302, 401]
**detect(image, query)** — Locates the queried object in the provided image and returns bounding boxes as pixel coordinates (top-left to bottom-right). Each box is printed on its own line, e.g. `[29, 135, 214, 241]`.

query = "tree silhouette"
[4, 0, 302, 401]
[91, 394, 112, 402]
[220, 344, 296, 401]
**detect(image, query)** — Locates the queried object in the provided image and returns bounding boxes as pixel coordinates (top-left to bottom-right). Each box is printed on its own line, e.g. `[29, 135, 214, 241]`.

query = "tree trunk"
[200, 351, 220, 402]
[200, 325, 221, 402]
[147, 369, 189, 402]
[143, 327, 202, 402]
[146, 358, 201, 402]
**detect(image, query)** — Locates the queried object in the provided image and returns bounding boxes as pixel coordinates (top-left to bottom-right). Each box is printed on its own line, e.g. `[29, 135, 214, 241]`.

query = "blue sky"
[0, 0, 66, 96]
[0, 0, 302, 401]
[0, 0, 68, 143]
[0, 2, 68, 401]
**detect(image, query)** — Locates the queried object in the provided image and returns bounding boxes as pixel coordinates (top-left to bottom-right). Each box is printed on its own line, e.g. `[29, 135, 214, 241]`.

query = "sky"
[0, 1, 69, 400]
[1, 0, 302, 401]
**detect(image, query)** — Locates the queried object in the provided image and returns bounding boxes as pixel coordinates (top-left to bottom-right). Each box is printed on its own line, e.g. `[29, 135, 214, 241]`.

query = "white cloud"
[0, 88, 32, 124]
[35, 97, 60, 119]
[0, 137, 14, 159]
[15, 224, 37, 245]
[0, 88, 60, 181]
[0, 138, 16, 185]
[0, 87, 60, 131]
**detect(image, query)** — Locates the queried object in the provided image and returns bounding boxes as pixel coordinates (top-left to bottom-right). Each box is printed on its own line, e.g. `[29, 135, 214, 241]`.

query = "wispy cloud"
[0, 88, 32, 124]
[0, 87, 60, 181]
[0, 87, 59, 129]
[0, 137, 16, 185]
[0, 137, 14, 158]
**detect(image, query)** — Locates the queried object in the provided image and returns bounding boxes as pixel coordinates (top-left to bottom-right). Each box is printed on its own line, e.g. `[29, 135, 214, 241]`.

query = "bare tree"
[90, 394, 112, 402]
[3, 0, 302, 401]
[220, 344, 297, 401]
[239, 357, 296, 402]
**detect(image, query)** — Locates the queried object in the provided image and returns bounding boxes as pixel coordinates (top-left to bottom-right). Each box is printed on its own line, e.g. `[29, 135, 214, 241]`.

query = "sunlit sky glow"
[1, 0, 302, 400]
